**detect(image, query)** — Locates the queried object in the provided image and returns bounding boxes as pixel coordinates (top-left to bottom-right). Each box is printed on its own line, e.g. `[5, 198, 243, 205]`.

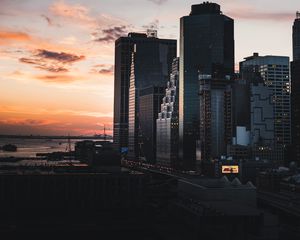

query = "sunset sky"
[0, 0, 298, 136]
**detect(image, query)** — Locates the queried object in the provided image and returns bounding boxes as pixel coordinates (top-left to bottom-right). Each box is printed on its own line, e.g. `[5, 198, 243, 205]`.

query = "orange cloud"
[0, 118, 58, 126]
[0, 30, 31, 44]
[50, 1, 96, 28]
[35, 74, 83, 83]
[49, 0, 132, 43]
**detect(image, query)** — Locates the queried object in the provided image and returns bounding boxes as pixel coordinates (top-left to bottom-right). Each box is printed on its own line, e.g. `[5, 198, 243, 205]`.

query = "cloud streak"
[35, 74, 83, 83]
[19, 49, 85, 73]
[50, 1, 95, 27]
[148, 0, 168, 5]
[41, 14, 61, 27]
[0, 118, 58, 126]
[0, 30, 31, 44]
[91, 64, 114, 75]
[93, 26, 128, 43]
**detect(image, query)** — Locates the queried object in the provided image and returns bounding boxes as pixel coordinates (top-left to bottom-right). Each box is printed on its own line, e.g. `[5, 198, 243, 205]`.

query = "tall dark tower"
[293, 11, 300, 61]
[179, 2, 234, 169]
[126, 34, 177, 161]
[291, 12, 300, 166]
[113, 33, 147, 153]
[114, 33, 176, 155]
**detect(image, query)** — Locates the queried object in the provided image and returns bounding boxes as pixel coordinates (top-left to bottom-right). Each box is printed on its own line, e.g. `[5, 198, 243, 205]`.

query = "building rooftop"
[183, 176, 256, 189]
[190, 2, 221, 16]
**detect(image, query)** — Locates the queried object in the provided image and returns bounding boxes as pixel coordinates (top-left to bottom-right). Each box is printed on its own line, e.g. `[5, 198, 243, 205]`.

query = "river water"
[0, 138, 99, 158]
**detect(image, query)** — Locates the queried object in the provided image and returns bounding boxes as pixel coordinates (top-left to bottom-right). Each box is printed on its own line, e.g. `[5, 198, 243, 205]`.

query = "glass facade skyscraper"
[114, 33, 148, 153]
[114, 33, 176, 155]
[293, 12, 300, 61]
[139, 86, 165, 163]
[199, 74, 233, 161]
[291, 12, 300, 165]
[179, 2, 234, 169]
[156, 58, 179, 167]
[126, 35, 177, 161]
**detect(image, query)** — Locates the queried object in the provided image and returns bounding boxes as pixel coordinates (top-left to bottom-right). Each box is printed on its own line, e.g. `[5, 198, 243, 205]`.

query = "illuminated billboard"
[222, 165, 239, 174]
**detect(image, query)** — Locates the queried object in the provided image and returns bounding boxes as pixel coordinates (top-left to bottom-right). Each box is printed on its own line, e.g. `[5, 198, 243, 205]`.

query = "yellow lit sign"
[222, 165, 239, 174]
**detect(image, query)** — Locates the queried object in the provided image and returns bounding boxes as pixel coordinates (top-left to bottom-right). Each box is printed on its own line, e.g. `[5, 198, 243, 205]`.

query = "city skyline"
[0, 0, 298, 136]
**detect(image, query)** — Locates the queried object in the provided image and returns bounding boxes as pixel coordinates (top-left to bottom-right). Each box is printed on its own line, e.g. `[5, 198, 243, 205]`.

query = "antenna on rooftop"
[103, 124, 107, 141]
[147, 28, 157, 38]
[297, 11, 300, 19]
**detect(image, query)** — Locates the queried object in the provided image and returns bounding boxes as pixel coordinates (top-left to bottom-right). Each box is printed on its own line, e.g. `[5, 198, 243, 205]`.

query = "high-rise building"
[291, 12, 300, 165]
[293, 11, 300, 61]
[114, 33, 148, 153]
[240, 53, 291, 165]
[250, 83, 275, 161]
[230, 73, 276, 162]
[156, 58, 180, 167]
[179, 2, 234, 169]
[199, 74, 233, 161]
[139, 86, 165, 163]
[114, 33, 176, 154]
[127, 35, 177, 161]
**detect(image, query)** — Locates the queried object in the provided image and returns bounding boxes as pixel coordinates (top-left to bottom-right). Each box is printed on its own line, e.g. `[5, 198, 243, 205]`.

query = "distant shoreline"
[0, 135, 113, 140]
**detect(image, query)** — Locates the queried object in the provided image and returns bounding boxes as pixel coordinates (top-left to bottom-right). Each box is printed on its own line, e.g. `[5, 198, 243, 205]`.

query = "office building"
[250, 83, 276, 161]
[230, 64, 277, 163]
[156, 58, 180, 167]
[199, 74, 233, 161]
[250, 83, 274, 148]
[179, 2, 234, 169]
[75, 140, 120, 171]
[293, 11, 300, 61]
[114, 33, 148, 153]
[240, 53, 291, 165]
[127, 34, 177, 161]
[291, 12, 300, 166]
[139, 86, 165, 163]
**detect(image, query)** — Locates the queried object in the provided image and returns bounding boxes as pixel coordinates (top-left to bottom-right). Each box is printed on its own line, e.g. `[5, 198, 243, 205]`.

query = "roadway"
[121, 159, 200, 180]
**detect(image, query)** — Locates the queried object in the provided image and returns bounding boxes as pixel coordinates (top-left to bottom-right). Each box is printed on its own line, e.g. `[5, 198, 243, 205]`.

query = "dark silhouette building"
[293, 12, 300, 61]
[139, 86, 165, 163]
[199, 74, 233, 161]
[179, 2, 234, 169]
[127, 33, 176, 161]
[75, 140, 120, 171]
[113, 33, 148, 153]
[291, 12, 300, 166]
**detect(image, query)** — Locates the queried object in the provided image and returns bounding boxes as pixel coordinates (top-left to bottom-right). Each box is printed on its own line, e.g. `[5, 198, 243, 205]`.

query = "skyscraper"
[156, 57, 180, 168]
[291, 12, 300, 165]
[114, 33, 148, 153]
[199, 73, 233, 161]
[250, 83, 275, 161]
[139, 86, 165, 163]
[179, 2, 234, 169]
[114, 33, 176, 155]
[230, 67, 276, 162]
[126, 34, 177, 161]
[293, 11, 300, 61]
[240, 53, 291, 165]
